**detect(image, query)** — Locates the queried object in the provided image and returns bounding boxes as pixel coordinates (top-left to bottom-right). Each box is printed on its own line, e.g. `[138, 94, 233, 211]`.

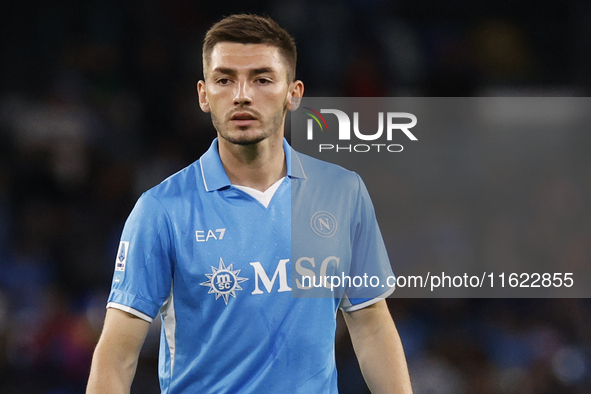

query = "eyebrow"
[212, 67, 277, 76]
[251, 67, 275, 75]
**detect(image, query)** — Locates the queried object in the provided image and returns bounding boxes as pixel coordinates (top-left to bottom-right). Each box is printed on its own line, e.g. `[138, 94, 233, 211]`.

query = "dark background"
[1, 0, 591, 393]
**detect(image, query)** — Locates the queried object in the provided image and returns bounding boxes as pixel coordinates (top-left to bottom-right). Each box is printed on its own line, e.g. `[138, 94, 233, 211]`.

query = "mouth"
[230, 112, 258, 126]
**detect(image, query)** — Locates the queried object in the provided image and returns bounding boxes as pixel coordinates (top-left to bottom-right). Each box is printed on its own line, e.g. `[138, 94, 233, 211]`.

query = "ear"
[197, 80, 210, 113]
[286, 80, 304, 112]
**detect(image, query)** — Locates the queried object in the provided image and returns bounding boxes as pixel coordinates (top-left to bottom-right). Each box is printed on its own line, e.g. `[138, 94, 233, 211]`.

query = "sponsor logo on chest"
[197, 210, 341, 305]
[200, 256, 340, 305]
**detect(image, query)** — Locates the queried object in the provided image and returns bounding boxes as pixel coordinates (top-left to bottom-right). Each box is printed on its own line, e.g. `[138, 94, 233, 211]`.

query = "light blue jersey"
[107, 138, 394, 393]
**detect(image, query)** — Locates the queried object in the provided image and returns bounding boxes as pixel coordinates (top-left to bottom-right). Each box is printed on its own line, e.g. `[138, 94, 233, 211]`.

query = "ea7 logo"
[306, 109, 418, 141]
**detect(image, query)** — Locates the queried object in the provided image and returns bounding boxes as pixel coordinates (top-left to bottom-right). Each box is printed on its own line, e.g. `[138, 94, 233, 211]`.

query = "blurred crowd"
[1, 0, 591, 393]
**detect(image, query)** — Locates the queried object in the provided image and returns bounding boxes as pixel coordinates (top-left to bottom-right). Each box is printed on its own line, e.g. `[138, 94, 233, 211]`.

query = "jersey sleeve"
[107, 192, 174, 321]
[339, 174, 395, 312]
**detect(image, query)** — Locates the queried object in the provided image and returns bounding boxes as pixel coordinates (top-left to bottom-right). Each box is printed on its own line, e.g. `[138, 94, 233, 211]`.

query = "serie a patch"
[115, 241, 130, 272]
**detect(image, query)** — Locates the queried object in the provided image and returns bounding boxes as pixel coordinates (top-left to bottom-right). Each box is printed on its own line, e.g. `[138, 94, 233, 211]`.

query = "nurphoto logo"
[303, 107, 418, 153]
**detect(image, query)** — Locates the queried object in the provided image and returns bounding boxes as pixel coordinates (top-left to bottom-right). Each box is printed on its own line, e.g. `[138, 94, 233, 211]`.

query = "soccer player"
[86, 14, 412, 394]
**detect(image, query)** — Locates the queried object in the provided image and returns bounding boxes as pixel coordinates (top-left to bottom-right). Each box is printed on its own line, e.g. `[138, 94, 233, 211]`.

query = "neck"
[218, 134, 286, 192]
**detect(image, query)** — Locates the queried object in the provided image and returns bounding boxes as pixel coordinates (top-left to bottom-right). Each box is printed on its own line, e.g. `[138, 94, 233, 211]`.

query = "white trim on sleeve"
[339, 285, 396, 312]
[107, 302, 154, 323]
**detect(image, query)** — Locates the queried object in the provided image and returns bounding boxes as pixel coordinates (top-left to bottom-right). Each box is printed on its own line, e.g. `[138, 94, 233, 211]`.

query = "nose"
[233, 81, 252, 106]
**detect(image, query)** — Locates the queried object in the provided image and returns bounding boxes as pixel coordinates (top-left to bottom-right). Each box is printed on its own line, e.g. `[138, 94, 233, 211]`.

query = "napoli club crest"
[310, 211, 338, 238]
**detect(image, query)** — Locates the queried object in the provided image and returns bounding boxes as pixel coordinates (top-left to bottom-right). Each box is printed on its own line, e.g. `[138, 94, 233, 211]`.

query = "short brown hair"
[202, 14, 297, 82]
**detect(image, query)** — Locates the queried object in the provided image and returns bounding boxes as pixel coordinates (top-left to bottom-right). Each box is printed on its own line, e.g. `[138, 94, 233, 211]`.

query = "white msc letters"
[249, 257, 340, 294]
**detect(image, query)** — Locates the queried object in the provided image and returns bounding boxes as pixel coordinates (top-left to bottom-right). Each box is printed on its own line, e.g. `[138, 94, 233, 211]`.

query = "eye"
[216, 78, 231, 85]
[256, 78, 272, 85]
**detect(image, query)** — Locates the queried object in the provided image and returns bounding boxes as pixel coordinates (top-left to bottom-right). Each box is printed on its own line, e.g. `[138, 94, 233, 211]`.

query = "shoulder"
[143, 159, 204, 202]
[126, 160, 206, 228]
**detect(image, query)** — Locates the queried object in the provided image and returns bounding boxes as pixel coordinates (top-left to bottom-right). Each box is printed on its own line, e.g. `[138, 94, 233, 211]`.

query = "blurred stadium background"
[1, 0, 591, 393]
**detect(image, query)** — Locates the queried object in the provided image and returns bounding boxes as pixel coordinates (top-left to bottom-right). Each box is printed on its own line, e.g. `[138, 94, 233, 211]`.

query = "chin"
[229, 137, 266, 146]
[221, 132, 267, 146]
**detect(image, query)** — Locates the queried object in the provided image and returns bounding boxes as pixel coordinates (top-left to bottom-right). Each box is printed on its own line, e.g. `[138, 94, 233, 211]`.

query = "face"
[198, 42, 303, 146]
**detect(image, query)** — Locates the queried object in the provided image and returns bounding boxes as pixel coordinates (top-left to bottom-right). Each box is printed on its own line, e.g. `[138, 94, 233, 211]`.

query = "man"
[87, 14, 412, 394]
